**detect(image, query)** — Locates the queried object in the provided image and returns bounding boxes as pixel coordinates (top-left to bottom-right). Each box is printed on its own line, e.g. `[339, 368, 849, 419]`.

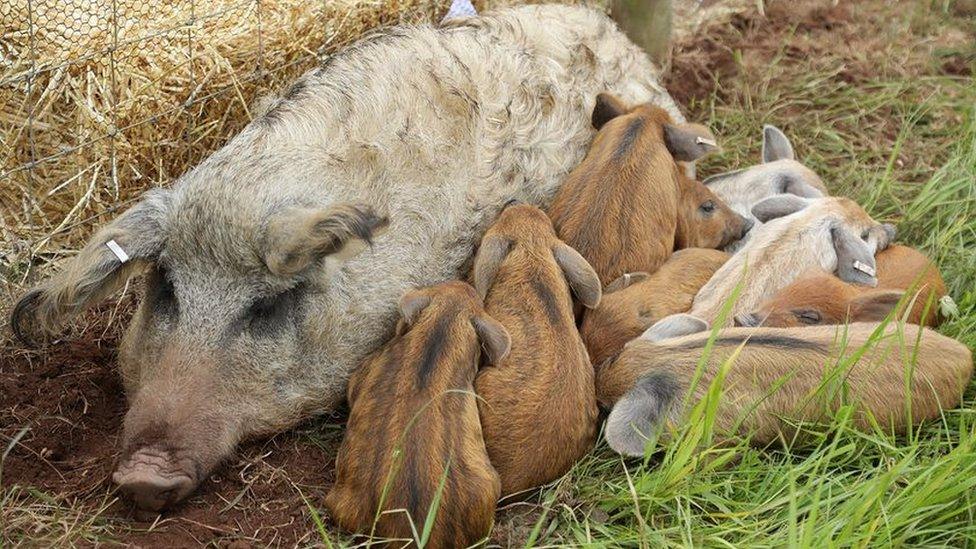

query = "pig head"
[13, 186, 388, 511]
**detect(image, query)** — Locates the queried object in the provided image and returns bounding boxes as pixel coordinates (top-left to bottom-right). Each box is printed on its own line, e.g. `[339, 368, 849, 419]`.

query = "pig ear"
[702, 168, 745, 187]
[472, 314, 511, 366]
[831, 224, 878, 287]
[10, 190, 169, 345]
[604, 272, 650, 294]
[592, 92, 628, 130]
[778, 175, 825, 199]
[605, 371, 680, 456]
[472, 236, 512, 301]
[850, 290, 904, 321]
[398, 291, 432, 328]
[639, 313, 709, 342]
[263, 203, 388, 277]
[663, 123, 720, 162]
[762, 125, 795, 163]
[751, 194, 810, 222]
[552, 243, 602, 309]
[868, 223, 897, 252]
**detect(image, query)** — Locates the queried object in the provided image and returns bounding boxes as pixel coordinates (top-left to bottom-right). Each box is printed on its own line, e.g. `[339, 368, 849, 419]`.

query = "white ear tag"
[696, 136, 718, 148]
[852, 260, 875, 277]
[106, 239, 130, 263]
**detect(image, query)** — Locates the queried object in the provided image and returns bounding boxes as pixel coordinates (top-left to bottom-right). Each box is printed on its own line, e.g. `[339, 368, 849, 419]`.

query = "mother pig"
[9, 5, 684, 510]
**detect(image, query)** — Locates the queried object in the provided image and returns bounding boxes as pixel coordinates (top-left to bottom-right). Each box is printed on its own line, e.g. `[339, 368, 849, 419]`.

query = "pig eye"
[245, 285, 301, 337]
[147, 266, 178, 318]
[793, 309, 822, 325]
[700, 201, 716, 214]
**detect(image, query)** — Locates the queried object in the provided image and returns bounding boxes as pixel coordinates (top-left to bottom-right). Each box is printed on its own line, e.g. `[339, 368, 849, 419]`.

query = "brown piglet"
[325, 281, 510, 548]
[473, 204, 602, 497]
[548, 93, 751, 286]
[736, 244, 947, 328]
[597, 317, 972, 455]
[581, 248, 730, 367]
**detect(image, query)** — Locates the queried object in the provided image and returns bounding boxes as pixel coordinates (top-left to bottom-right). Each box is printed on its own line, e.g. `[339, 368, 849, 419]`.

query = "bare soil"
[1, 303, 341, 546]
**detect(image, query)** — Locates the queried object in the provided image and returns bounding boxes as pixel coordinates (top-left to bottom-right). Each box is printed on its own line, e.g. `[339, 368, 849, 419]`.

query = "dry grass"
[0, 0, 456, 294]
[0, 484, 119, 546]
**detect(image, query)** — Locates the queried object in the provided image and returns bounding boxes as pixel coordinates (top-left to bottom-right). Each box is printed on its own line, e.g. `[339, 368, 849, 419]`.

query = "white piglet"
[689, 194, 897, 326]
[703, 126, 829, 252]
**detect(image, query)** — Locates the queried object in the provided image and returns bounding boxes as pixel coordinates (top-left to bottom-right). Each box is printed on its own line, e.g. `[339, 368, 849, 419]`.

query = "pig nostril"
[113, 449, 198, 511]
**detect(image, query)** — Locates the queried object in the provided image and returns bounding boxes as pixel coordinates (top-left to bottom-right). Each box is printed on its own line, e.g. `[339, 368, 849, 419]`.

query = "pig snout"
[734, 312, 761, 327]
[111, 369, 241, 511]
[721, 214, 755, 249]
[113, 447, 199, 511]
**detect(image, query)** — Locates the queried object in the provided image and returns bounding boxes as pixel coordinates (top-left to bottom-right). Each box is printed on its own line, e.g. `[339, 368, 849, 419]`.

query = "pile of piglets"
[324, 94, 973, 546]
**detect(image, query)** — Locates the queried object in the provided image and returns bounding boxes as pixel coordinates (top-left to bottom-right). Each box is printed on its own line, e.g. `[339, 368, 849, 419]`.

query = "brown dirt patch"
[0, 306, 341, 547]
[666, 0, 971, 107]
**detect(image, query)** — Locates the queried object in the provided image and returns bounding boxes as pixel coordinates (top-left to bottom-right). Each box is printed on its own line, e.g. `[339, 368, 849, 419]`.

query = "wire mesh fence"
[0, 0, 444, 279]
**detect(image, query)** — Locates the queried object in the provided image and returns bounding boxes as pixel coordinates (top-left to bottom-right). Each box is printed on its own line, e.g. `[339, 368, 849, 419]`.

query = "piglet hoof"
[113, 448, 198, 511]
[604, 272, 649, 294]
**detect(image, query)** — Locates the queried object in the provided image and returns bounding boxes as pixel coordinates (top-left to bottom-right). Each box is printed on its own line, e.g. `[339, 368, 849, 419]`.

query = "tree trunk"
[610, 0, 673, 71]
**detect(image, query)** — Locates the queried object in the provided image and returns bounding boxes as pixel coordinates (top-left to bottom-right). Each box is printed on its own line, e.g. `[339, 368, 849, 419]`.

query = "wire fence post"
[257, 0, 265, 82]
[185, 0, 197, 162]
[110, 0, 120, 200]
[25, 0, 37, 193]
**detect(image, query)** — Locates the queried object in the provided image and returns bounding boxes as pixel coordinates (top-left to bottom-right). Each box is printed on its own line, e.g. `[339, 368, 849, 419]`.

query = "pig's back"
[173, 4, 681, 416]
[476, 264, 598, 494]
[313, 5, 680, 409]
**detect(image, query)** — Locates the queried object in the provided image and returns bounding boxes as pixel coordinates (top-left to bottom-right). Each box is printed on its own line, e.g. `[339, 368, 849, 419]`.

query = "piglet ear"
[397, 291, 432, 330]
[10, 189, 170, 346]
[778, 175, 825, 199]
[263, 203, 388, 277]
[592, 93, 628, 130]
[762, 125, 795, 162]
[472, 235, 512, 301]
[868, 223, 897, 253]
[831, 224, 878, 287]
[639, 313, 709, 342]
[472, 314, 511, 366]
[663, 123, 720, 162]
[850, 290, 904, 321]
[604, 371, 681, 456]
[553, 243, 602, 309]
[751, 194, 810, 222]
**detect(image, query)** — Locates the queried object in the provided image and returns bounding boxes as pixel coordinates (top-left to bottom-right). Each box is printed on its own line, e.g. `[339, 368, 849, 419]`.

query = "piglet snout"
[739, 215, 755, 237]
[113, 448, 199, 511]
